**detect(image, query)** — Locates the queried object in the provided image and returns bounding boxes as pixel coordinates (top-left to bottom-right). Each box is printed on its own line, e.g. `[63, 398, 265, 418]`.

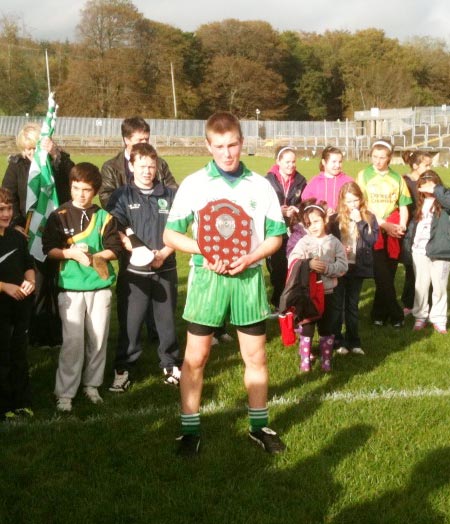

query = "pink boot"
[299, 336, 312, 372]
[319, 335, 334, 373]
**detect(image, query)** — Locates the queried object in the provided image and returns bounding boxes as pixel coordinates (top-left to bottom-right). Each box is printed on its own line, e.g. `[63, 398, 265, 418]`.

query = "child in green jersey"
[357, 140, 412, 328]
[43, 163, 122, 413]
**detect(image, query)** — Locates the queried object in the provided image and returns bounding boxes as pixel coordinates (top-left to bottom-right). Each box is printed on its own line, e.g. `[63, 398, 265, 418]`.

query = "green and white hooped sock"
[181, 413, 201, 436]
[248, 407, 269, 432]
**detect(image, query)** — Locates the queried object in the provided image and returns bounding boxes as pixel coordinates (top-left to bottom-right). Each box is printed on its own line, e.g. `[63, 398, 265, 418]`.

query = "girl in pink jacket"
[301, 146, 353, 214]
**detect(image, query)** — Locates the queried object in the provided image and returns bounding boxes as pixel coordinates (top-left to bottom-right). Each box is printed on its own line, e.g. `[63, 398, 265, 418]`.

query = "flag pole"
[25, 51, 52, 236]
[170, 62, 177, 119]
[45, 49, 51, 96]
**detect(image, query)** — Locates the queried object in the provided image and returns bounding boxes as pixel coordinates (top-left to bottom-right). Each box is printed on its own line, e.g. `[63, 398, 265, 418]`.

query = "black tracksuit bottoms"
[115, 268, 181, 372]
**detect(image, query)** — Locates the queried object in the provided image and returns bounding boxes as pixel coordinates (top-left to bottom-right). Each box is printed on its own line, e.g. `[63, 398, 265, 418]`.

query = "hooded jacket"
[301, 172, 353, 210]
[288, 233, 348, 293]
[266, 165, 306, 223]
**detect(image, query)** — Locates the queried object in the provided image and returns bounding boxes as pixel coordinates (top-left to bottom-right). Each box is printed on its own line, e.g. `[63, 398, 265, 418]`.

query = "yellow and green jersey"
[357, 165, 412, 220]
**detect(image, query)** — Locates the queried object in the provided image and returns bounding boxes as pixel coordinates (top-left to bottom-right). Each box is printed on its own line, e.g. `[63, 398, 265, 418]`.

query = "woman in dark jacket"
[266, 146, 306, 313]
[328, 182, 379, 354]
[2, 123, 74, 346]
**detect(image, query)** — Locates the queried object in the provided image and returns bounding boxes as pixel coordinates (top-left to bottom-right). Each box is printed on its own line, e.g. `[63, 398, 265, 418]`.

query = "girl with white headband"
[288, 198, 348, 373]
[266, 146, 306, 314]
[301, 146, 353, 215]
[356, 140, 412, 328]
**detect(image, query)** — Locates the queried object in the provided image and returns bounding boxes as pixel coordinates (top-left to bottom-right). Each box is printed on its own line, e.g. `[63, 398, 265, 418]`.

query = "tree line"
[1, 0, 449, 120]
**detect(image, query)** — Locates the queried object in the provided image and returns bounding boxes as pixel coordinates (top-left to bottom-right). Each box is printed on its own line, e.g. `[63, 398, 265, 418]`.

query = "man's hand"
[227, 254, 254, 275]
[203, 257, 230, 275]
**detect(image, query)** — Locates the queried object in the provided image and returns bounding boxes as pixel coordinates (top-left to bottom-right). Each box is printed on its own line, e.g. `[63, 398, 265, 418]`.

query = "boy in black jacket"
[107, 143, 181, 391]
[0, 188, 35, 420]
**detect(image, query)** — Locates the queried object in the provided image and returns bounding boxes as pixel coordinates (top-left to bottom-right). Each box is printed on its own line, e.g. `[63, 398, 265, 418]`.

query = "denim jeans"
[330, 272, 364, 349]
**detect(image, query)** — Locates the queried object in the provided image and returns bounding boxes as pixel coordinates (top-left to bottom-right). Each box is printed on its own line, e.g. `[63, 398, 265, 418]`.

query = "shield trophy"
[197, 199, 252, 267]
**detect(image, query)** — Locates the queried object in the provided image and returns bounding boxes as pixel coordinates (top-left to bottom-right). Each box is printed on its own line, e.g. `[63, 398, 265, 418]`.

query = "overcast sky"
[1, 0, 450, 43]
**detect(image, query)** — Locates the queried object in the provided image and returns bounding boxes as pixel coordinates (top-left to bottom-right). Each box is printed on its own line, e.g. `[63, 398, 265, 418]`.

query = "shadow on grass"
[0, 400, 373, 524]
[331, 446, 450, 524]
[262, 275, 435, 439]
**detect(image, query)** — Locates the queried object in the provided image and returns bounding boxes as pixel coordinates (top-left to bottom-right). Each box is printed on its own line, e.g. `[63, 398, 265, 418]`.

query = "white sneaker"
[351, 347, 365, 355]
[163, 366, 181, 386]
[220, 333, 233, 343]
[336, 347, 349, 355]
[83, 386, 103, 404]
[56, 397, 72, 412]
[109, 370, 131, 392]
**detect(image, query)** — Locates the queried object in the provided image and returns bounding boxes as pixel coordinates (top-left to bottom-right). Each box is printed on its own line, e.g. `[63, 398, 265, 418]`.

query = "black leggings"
[300, 293, 335, 338]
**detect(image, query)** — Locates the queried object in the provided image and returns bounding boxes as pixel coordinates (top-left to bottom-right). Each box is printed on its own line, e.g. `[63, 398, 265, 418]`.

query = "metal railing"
[1, 105, 450, 160]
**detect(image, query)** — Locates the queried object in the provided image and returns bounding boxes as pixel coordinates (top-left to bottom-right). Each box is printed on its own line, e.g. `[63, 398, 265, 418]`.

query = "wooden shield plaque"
[197, 198, 252, 266]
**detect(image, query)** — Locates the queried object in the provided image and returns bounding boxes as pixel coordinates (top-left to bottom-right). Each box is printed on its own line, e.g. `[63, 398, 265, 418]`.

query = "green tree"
[403, 36, 450, 106]
[337, 29, 412, 115]
[0, 16, 43, 115]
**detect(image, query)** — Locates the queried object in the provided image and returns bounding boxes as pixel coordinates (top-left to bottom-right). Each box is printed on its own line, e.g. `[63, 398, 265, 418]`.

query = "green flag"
[26, 93, 59, 262]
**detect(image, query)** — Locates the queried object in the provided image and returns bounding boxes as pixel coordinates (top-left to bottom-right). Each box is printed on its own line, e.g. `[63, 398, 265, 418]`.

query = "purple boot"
[299, 335, 312, 372]
[319, 335, 334, 372]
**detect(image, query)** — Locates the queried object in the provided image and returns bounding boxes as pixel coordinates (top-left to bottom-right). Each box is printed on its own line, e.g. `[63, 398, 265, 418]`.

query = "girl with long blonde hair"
[328, 182, 379, 354]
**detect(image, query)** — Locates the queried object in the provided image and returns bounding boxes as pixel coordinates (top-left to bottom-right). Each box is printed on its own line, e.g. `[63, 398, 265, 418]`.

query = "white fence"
[1, 104, 450, 160]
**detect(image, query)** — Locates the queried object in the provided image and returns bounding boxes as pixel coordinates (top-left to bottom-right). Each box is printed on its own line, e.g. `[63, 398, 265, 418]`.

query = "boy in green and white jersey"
[164, 111, 287, 456]
[43, 163, 122, 413]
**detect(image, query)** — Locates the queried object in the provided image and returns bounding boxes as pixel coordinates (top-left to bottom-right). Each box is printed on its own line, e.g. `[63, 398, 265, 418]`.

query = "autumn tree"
[195, 19, 287, 118]
[58, 0, 142, 116]
[129, 19, 203, 118]
[198, 55, 286, 118]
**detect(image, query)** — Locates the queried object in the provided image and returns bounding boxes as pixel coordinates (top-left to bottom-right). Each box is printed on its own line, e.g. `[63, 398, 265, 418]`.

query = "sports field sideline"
[1, 154, 450, 524]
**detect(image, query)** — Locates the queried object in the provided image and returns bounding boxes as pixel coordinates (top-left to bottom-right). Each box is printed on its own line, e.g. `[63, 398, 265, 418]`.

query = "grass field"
[1, 154, 450, 524]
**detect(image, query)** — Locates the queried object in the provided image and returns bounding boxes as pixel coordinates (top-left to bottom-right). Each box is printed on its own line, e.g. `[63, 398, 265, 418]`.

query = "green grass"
[1, 154, 450, 524]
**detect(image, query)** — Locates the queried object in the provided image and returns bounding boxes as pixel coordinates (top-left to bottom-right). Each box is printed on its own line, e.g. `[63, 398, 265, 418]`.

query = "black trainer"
[249, 427, 286, 454]
[176, 434, 201, 457]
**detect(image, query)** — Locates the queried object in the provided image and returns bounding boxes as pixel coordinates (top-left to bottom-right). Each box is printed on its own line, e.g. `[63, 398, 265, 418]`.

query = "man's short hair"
[205, 112, 243, 142]
[129, 143, 158, 164]
[121, 117, 150, 139]
[69, 163, 102, 194]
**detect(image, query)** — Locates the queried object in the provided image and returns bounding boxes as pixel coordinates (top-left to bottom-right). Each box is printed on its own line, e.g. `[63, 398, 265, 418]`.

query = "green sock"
[248, 407, 269, 432]
[181, 412, 201, 436]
